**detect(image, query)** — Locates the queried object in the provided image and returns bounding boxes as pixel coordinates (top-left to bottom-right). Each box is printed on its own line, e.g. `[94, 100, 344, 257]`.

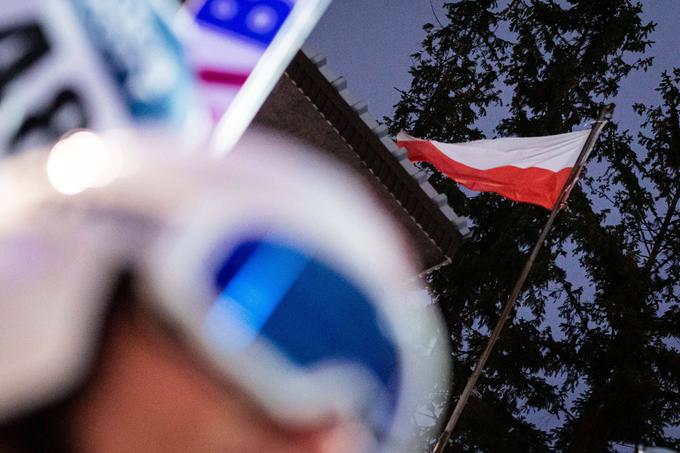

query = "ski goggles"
[184, 234, 399, 441]
[0, 133, 445, 452]
[137, 199, 423, 452]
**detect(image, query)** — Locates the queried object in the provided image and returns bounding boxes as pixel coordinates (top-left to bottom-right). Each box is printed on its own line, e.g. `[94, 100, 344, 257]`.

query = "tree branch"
[643, 186, 680, 276]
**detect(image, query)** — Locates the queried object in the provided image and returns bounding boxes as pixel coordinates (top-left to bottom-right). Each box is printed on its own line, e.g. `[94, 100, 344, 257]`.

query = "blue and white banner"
[0, 0, 329, 157]
[0, 0, 199, 156]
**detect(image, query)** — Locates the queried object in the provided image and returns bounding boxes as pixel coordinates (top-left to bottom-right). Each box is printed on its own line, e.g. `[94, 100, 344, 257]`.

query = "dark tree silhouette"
[387, 1, 679, 451]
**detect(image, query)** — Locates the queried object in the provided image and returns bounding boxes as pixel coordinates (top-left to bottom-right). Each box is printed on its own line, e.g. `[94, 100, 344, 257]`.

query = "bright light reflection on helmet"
[47, 131, 123, 195]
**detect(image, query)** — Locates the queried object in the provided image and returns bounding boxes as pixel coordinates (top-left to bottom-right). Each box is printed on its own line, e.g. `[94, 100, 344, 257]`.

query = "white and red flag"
[396, 130, 591, 209]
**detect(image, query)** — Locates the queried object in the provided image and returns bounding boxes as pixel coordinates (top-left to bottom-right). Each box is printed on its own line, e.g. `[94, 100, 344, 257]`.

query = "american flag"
[183, 0, 294, 122]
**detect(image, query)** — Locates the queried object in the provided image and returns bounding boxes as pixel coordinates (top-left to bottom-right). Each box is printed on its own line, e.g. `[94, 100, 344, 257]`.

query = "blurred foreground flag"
[396, 130, 591, 210]
[179, 0, 330, 155]
[0, 1, 199, 156]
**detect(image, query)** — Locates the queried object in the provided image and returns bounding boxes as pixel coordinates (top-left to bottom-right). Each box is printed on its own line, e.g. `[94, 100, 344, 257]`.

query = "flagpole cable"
[432, 104, 614, 453]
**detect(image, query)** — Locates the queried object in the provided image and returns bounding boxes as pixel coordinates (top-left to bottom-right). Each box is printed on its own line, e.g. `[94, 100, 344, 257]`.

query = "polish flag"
[396, 130, 591, 209]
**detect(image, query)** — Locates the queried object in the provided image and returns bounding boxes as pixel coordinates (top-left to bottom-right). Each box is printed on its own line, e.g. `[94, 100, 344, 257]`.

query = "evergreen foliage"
[386, 2, 680, 451]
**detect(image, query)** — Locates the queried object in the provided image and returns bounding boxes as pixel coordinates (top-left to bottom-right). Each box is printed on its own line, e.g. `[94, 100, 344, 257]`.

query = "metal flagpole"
[432, 104, 615, 453]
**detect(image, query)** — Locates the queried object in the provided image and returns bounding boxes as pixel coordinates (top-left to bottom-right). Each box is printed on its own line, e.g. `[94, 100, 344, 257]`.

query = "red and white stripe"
[396, 130, 591, 209]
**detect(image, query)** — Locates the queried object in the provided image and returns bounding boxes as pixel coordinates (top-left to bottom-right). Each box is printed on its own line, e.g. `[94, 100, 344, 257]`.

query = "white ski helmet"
[0, 129, 449, 452]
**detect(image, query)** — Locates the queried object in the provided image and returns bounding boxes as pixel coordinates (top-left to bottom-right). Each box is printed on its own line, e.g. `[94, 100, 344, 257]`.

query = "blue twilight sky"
[307, 1, 680, 444]
[308, 0, 680, 135]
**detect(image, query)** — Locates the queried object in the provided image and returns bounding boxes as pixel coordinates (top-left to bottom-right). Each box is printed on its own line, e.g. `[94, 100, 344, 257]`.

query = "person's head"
[0, 130, 448, 453]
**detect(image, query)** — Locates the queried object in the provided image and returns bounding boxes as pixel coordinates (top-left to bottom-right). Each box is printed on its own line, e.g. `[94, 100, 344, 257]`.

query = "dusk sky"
[309, 0, 679, 135]
[308, 2, 680, 440]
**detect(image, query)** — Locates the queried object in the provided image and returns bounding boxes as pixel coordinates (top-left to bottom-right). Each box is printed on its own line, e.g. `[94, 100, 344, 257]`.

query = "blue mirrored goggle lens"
[207, 237, 401, 437]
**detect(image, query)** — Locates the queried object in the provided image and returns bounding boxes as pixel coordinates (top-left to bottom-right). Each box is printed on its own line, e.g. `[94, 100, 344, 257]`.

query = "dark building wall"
[254, 49, 468, 273]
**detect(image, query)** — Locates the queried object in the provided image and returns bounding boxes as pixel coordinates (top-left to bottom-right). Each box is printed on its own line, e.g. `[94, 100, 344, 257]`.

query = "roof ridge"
[300, 44, 470, 240]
